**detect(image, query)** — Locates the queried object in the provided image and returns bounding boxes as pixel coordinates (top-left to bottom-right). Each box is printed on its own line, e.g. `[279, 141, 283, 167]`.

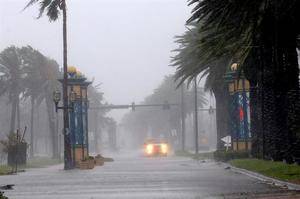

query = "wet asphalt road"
[0, 154, 292, 199]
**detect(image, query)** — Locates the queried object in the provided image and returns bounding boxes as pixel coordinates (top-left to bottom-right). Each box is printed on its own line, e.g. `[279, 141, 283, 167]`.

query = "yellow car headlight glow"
[161, 144, 168, 154]
[146, 144, 154, 154]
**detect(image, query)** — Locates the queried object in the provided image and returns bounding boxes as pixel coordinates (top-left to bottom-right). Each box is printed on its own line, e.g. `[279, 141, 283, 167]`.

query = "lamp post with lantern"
[224, 63, 251, 151]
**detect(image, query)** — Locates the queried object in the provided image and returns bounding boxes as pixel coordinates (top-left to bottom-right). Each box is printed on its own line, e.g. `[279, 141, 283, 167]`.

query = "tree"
[1, 46, 61, 158]
[172, 24, 231, 150]
[88, 86, 108, 154]
[25, 0, 72, 168]
[21, 46, 46, 157]
[122, 75, 207, 148]
[174, 0, 300, 161]
[0, 46, 26, 134]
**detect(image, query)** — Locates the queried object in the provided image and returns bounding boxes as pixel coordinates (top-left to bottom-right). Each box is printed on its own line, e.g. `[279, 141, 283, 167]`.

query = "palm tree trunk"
[281, 44, 300, 162]
[212, 86, 230, 150]
[16, 96, 20, 131]
[62, 0, 74, 170]
[259, 15, 299, 161]
[45, 90, 58, 159]
[94, 111, 99, 153]
[249, 83, 261, 158]
[9, 96, 17, 134]
[30, 96, 35, 157]
[243, 48, 262, 158]
[62, 0, 72, 169]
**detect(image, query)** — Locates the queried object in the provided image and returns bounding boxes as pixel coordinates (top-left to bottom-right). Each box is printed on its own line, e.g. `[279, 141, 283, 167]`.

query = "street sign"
[221, 136, 231, 151]
[221, 136, 231, 144]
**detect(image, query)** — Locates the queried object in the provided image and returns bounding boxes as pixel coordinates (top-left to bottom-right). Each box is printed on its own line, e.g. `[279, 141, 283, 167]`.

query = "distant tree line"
[122, 75, 207, 149]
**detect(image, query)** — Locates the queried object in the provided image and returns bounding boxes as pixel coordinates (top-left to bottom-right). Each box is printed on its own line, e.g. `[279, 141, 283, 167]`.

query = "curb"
[221, 162, 300, 191]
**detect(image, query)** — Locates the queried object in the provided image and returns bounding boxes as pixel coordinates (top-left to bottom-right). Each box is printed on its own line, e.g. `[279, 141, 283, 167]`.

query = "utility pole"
[181, 84, 186, 151]
[194, 76, 199, 155]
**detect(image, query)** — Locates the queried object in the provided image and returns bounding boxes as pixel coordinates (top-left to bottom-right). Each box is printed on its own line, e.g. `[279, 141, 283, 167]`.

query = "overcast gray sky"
[0, 0, 191, 121]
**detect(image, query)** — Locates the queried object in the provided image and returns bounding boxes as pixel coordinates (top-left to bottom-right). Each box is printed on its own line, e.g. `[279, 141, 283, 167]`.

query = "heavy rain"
[0, 0, 300, 198]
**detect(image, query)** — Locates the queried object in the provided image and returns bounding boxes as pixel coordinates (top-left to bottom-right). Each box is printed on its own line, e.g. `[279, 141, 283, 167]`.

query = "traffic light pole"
[89, 102, 178, 111]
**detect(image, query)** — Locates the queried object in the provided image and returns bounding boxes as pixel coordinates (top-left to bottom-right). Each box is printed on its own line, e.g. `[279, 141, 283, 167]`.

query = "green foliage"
[0, 46, 26, 99]
[0, 192, 8, 199]
[0, 46, 60, 133]
[213, 150, 249, 162]
[230, 159, 300, 183]
[0, 165, 12, 176]
[21, 46, 60, 104]
[175, 0, 300, 162]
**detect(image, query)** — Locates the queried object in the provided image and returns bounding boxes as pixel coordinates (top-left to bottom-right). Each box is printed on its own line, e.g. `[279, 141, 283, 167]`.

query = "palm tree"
[0, 46, 26, 134]
[21, 46, 61, 158]
[88, 86, 107, 154]
[176, 0, 300, 161]
[25, 0, 72, 168]
[172, 24, 231, 150]
[21, 46, 46, 157]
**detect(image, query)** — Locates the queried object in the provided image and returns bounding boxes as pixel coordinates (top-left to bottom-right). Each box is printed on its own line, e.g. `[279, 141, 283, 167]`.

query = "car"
[143, 139, 169, 157]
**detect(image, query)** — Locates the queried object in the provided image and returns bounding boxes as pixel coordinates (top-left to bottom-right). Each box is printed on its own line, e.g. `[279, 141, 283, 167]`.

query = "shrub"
[0, 192, 8, 199]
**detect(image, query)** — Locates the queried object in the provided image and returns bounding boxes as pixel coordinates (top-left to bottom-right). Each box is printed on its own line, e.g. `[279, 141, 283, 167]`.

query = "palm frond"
[25, 0, 61, 21]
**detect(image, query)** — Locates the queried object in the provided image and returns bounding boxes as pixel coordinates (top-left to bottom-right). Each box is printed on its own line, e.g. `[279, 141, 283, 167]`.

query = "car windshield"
[0, 1, 300, 199]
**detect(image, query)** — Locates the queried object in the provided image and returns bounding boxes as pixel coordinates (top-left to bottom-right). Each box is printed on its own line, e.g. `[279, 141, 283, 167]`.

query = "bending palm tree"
[175, 0, 300, 161]
[25, 0, 72, 169]
[0, 46, 25, 134]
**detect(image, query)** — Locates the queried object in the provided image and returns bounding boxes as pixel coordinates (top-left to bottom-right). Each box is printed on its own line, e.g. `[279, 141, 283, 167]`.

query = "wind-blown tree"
[0, 46, 26, 134]
[2, 46, 61, 158]
[174, 0, 300, 161]
[21, 46, 46, 157]
[172, 24, 231, 150]
[25, 0, 71, 168]
[88, 85, 110, 154]
[105, 117, 117, 151]
[39, 58, 61, 158]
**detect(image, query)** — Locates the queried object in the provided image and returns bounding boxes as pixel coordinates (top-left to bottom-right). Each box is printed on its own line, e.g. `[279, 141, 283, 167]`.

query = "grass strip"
[23, 157, 62, 168]
[230, 158, 300, 184]
[0, 165, 12, 176]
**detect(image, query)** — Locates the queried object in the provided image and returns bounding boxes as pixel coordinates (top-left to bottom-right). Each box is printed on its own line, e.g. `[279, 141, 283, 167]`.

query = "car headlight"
[146, 144, 154, 154]
[161, 144, 168, 154]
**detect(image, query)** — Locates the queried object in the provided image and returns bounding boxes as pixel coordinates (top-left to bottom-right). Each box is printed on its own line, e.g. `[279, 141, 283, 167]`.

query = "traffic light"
[162, 101, 170, 110]
[131, 102, 135, 111]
